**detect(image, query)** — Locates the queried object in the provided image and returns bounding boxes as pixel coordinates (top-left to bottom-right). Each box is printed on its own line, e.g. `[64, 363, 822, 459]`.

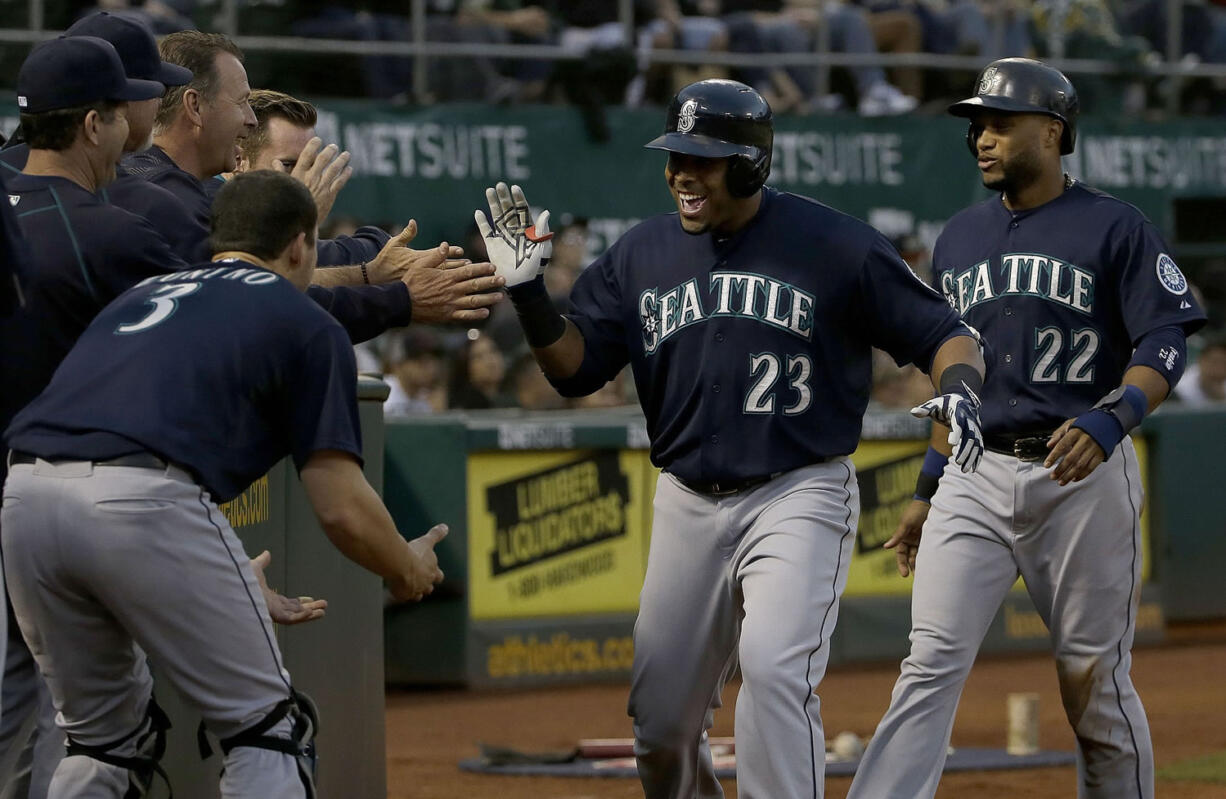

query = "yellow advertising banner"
[467, 449, 654, 619]
[466, 437, 1151, 613]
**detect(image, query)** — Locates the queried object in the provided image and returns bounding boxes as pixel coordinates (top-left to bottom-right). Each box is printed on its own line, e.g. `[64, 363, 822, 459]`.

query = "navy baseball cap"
[67, 12, 193, 87]
[17, 36, 165, 114]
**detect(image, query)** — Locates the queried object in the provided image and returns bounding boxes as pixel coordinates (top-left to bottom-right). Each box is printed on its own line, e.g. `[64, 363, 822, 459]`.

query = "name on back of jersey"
[638, 272, 815, 354]
[940, 254, 1096, 316]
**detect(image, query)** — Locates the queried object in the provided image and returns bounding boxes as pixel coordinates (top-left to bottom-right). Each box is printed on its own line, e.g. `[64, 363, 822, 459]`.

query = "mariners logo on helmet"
[977, 65, 1000, 95]
[677, 99, 698, 134]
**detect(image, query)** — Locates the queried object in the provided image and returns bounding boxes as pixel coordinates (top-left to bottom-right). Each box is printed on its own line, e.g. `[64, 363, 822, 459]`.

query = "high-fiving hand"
[474, 182, 554, 287]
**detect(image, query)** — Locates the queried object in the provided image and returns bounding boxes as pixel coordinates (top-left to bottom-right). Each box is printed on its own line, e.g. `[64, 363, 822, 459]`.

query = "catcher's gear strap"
[65, 696, 173, 799]
[1072, 384, 1147, 460]
[1127, 324, 1187, 389]
[197, 690, 320, 799]
[913, 446, 949, 503]
[506, 276, 567, 348]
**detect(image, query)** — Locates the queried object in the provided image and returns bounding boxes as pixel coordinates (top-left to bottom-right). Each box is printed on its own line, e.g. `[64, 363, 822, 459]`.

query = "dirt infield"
[386, 622, 1226, 798]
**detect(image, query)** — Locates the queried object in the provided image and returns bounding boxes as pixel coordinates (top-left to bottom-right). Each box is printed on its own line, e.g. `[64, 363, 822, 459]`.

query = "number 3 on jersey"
[744, 353, 813, 415]
[115, 282, 202, 335]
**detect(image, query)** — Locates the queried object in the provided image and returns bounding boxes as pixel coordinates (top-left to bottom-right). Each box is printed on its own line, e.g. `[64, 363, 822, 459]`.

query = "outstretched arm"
[299, 450, 446, 602]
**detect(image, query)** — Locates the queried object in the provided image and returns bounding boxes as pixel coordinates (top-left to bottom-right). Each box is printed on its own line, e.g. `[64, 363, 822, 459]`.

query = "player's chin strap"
[196, 689, 320, 799]
[64, 695, 173, 798]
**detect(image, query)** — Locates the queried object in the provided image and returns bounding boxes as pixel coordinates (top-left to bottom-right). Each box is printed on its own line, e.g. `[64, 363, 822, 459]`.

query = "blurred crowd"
[10, 0, 1226, 116]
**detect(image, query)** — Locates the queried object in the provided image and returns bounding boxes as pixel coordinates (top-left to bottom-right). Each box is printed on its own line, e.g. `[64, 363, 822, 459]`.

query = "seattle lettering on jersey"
[638, 271, 816, 354]
[939, 254, 1096, 316]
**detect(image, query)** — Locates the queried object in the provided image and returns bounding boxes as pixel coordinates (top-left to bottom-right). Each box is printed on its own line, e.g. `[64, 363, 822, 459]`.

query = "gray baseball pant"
[848, 438, 1153, 799]
[2, 458, 308, 799]
[629, 459, 860, 799]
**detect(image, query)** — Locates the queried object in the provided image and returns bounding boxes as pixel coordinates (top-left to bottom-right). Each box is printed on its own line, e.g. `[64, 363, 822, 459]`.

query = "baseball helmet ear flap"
[726, 148, 771, 198]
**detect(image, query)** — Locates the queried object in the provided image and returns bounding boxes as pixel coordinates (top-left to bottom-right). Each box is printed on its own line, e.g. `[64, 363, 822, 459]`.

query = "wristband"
[913, 446, 949, 503]
[938, 362, 983, 402]
[1071, 384, 1147, 459]
[507, 276, 567, 348]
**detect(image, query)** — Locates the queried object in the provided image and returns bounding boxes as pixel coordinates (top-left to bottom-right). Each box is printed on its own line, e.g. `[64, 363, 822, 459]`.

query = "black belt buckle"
[675, 472, 776, 497]
[1012, 436, 1049, 463]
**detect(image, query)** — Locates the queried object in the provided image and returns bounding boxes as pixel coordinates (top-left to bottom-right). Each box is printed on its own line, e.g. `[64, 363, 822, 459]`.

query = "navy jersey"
[7, 260, 363, 502]
[122, 146, 392, 266]
[0, 173, 186, 440]
[565, 187, 968, 482]
[115, 147, 411, 341]
[933, 182, 1207, 435]
[0, 171, 25, 316]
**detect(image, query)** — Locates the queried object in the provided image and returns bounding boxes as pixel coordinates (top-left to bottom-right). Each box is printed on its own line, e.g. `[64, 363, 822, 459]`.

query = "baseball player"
[0, 34, 319, 797]
[118, 31, 504, 328]
[2, 169, 448, 798]
[475, 78, 987, 799]
[846, 59, 1207, 799]
[0, 169, 24, 317]
[223, 88, 409, 288]
[0, 14, 198, 259]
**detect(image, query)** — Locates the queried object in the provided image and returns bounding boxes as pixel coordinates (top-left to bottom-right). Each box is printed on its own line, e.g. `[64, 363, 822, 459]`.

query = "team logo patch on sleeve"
[1155, 253, 1188, 295]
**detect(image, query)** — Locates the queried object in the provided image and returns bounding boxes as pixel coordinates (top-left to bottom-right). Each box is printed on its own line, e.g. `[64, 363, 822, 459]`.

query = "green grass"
[1157, 751, 1226, 783]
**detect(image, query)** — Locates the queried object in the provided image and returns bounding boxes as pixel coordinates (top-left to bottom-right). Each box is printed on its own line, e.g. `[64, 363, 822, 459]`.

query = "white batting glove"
[474, 182, 553, 288]
[911, 387, 984, 473]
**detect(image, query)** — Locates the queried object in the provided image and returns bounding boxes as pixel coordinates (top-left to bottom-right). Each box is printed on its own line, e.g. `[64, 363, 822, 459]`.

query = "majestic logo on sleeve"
[677, 99, 699, 134]
[940, 254, 1096, 316]
[638, 273, 816, 354]
[1155, 253, 1188, 295]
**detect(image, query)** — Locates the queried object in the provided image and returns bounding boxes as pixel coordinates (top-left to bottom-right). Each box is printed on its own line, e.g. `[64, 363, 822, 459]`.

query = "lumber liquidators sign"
[467, 450, 652, 619]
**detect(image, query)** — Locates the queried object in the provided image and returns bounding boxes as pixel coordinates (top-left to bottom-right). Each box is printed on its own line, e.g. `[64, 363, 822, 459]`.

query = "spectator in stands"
[448, 328, 514, 409]
[1030, 0, 1154, 112]
[721, 0, 920, 115]
[509, 351, 569, 409]
[386, 327, 450, 415]
[322, 215, 362, 240]
[858, 0, 1030, 60]
[544, 215, 590, 301]
[78, 0, 196, 35]
[657, 0, 730, 93]
[458, 0, 556, 102]
[869, 349, 934, 410]
[1174, 334, 1226, 405]
[570, 368, 635, 409]
[292, 0, 520, 102]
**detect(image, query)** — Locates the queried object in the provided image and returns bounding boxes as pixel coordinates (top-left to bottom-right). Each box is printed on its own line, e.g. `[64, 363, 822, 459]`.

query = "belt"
[9, 450, 169, 470]
[982, 432, 1055, 463]
[671, 471, 784, 497]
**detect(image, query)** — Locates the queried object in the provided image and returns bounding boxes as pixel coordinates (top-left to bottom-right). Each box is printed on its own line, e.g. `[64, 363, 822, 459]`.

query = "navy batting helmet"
[949, 58, 1079, 155]
[644, 79, 773, 198]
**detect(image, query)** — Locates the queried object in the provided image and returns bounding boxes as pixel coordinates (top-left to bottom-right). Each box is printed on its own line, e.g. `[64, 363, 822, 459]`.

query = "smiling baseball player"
[476, 79, 986, 799]
[848, 58, 1207, 799]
